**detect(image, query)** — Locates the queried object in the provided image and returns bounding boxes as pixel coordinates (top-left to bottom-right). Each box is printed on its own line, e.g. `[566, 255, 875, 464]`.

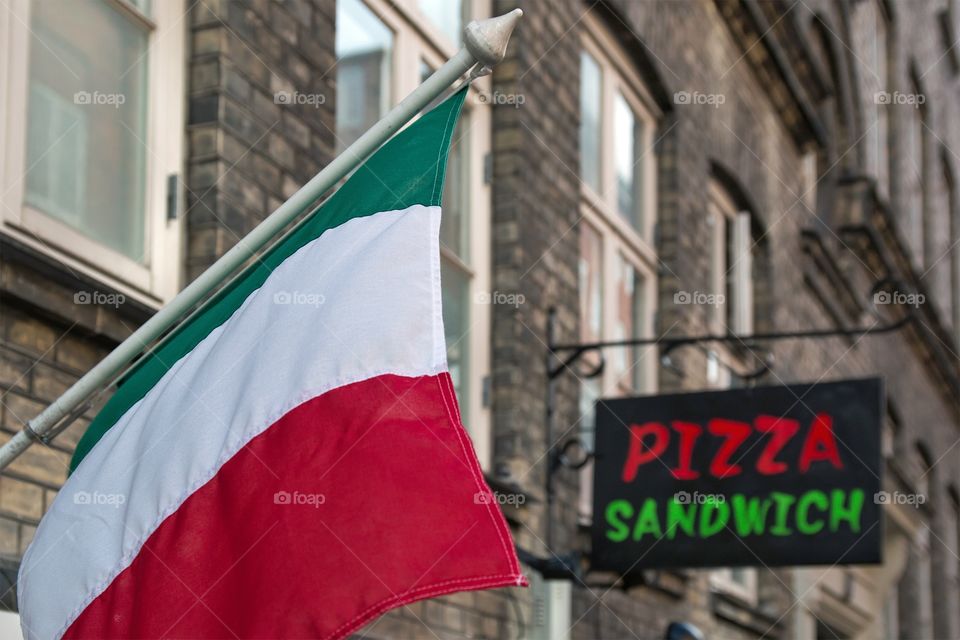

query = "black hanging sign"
[591, 378, 883, 570]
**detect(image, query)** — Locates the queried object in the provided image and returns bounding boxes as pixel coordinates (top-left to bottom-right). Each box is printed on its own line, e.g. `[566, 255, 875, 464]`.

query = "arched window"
[707, 179, 755, 339]
[853, 0, 891, 197]
[705, 164, 771, 364]
[808, 15, 854, 226]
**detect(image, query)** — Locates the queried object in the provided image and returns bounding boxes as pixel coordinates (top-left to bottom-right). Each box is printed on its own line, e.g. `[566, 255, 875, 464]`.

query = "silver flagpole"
[0, 8, 523, 471]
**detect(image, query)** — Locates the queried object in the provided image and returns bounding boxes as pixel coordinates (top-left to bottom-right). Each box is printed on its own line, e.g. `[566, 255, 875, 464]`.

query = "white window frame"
[872, 0, 890, 201]
[355, 0, 494, 469]
[604, 246, 657, 396]
[905, 75, 927, 264]
[0, 0, 186, 306]
[710, 566, 759, 608]
[577, 15, 661, 520]
[708, 181, 754, 338]
[394, 0, 465, 55]
[582, 12, 659, 251]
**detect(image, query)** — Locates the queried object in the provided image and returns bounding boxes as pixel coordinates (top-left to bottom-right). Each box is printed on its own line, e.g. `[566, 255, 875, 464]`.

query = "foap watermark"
[477, 90, 525, 108]
[74, 290, 125, 308]
[274, 90, 326, 108]
[474, 491, 526, 506]
[73, 491, 126, 508]
[874, 491, 926, 506]
[875, 91, 925, 108]
[475, 290, 525, 308]
[874, 290, 924, 308]
[273, 291, 325, 307]
[74, 91, 126, 108]
[673, 490, 725, 505]
[673, 90, 725, 108]
[674, 290, 724, 307]
[273, 490, 326, 508]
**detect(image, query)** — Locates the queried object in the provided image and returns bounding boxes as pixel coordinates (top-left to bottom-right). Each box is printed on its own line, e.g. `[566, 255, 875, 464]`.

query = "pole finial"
[463, 8, 523, 69]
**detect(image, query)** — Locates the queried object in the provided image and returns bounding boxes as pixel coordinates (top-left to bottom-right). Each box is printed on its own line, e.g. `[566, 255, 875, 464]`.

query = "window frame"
[870, 0, 890, 200]
[710, 567, 759, 607]
[579, 49, 603, 196]
[607, 247, 656, 395]
[708, 181, 755, 338]
[350, 0, 494, 468]
[0, 0, 186, 305]
[904, 70, 928, 265]
[577, 14, 661, 521]
[396, 0, 465, 53]
[581, 12, 660, 249]
[335, 0, 395, 151]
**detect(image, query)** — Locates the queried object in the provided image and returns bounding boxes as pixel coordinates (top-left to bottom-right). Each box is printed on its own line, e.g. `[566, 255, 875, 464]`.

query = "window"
[334, 0, 493, 466]
[875, 1, 890, 199]
[935, 155, 957, 336]
[577, 222, 603, 518]
[950, 166, 960, 345]
[441, 261, 469, 400]
[441, 117, 469, 260]
[335, 0, 393, 150]
[951, 489, 960, 598]
[415, 0, 463, 47]
[905, 73, 928, 265]
[711, 568, 758, 606]
[883, 583, 900, 639]
[613, 92, 644, 229]
[579, 50, 602, 194]
[0, 0, 186, 301]
[440, 115, 472, 410]
[708, 181, 754, 337]
[705, 185, 759, 382]
[577, 13, 661, 520]
[612, 252, 647, 393]
[579, 223, 604, 351]
[856, 0, 890, 199]
[26, 0, 148, 260]
[579, 14, 658, 242]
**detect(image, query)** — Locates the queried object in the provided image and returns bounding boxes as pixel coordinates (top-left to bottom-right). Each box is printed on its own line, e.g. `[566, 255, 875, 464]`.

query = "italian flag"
[18, 89, 526, 639]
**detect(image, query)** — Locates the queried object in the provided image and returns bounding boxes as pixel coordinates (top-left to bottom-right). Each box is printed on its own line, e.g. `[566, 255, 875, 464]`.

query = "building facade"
[0, 0, 958, 638]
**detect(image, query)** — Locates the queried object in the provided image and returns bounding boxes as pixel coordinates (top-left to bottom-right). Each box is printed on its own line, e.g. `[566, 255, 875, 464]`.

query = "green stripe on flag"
[70, 88, 468, 473]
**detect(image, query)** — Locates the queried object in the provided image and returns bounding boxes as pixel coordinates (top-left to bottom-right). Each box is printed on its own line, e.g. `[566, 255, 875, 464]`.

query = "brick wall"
[0, 240, 151, 569]
[186, 0, 336, 281]
[480, 0, 960, 638]
[1, 0, 957, 637]
[487, 0, 584, 554]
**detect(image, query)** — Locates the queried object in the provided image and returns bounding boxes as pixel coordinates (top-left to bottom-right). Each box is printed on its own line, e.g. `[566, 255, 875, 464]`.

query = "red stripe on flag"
[64, 373, 525, 639]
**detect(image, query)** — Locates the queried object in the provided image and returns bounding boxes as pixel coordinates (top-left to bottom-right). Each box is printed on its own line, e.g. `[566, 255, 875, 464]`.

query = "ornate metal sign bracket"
[534, 277, 916, 580]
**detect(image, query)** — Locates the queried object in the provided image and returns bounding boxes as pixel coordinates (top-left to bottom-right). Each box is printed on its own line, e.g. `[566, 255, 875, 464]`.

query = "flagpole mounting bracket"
[25, 402, 90, 445]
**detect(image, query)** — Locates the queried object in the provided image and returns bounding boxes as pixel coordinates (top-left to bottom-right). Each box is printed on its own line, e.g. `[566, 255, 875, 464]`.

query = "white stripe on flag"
[19, 205, 447, 640]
